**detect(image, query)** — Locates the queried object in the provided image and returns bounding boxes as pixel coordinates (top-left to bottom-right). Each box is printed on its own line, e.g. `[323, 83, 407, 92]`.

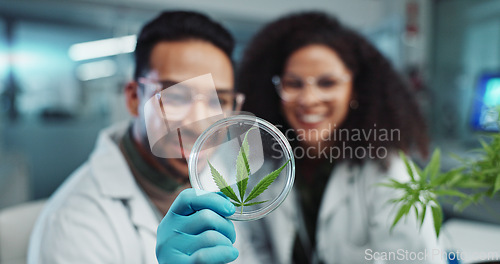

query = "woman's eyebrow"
[318, 73, 342, 79]
[283, 71, 346, 78]
[282, 72, 301, 79]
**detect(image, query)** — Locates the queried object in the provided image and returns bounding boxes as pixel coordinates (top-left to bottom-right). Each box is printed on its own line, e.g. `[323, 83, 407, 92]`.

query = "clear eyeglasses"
[272, 74, 352, 102]
[139, 78, 245, 121]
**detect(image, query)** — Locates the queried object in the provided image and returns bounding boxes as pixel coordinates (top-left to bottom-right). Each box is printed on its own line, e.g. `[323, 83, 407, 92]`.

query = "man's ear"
[125, 81, 140, 117]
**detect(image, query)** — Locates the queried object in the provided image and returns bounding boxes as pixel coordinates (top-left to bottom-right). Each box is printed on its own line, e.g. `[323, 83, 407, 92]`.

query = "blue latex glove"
[156, 188, 238, 264]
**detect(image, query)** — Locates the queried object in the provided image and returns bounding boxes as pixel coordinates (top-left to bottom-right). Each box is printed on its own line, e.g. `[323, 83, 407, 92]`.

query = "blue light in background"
[0, 52, 7, 79]
[0, 45, 8, 83]
[476, 76, 500, 131]
[484, 78, 500, 107]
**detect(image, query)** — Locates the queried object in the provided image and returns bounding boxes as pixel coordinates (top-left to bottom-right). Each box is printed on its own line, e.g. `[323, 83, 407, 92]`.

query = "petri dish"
[189, 115, 295, 221]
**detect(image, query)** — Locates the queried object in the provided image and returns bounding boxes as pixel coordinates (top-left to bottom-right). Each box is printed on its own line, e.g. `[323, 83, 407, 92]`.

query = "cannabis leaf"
[208, 161, 240, 204]
[379, 150, 464, 237]
[208, 128, 290, 214]
[236, 127, 253, 202]
[244, 160, 290, 204]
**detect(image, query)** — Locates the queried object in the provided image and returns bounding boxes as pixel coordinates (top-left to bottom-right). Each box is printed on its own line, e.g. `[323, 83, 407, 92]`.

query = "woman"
[234, 12, 444, 264]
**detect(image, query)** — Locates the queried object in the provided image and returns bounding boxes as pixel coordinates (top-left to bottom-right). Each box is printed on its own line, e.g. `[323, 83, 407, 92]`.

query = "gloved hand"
[156, 188, 238, 264]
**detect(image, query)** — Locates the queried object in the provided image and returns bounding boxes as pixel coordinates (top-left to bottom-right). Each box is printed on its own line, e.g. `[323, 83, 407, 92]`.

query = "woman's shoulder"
[351, 153, 410, 184]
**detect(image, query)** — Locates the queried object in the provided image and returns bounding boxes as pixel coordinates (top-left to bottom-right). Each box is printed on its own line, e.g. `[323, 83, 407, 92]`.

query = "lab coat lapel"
[127, 192, 160, 264]
[267, 189, 298, 264]
[317, 163, 354, 228]
[267, 163, 355, 264]
[127, 193, 160, 235]
[90, 123, 159, 236]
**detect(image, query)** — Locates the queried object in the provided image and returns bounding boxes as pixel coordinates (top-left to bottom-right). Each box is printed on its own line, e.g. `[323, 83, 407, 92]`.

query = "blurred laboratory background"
[0, 0, 500, 245]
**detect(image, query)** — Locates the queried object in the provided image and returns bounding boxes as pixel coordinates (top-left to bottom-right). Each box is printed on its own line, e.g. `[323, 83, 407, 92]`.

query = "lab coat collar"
[90, 122, 136, 199]
[89, 121, 159, 233]
[318, 162, 358, 224]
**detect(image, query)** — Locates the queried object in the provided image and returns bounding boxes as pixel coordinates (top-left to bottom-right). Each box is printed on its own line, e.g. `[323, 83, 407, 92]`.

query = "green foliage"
[382, 134, 500, 237]
[431, 205, 443, 237]
[208, 128, 290, 214]
[382, 106, 500, 237]
[379, 150, 450, 237]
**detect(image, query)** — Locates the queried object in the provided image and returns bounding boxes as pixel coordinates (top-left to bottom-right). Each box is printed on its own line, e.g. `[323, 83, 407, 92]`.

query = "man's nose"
[183, 96, 215, 132]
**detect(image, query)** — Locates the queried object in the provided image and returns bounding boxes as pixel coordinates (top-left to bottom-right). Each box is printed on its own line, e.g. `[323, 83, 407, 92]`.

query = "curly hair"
[236, 12, 429, 164]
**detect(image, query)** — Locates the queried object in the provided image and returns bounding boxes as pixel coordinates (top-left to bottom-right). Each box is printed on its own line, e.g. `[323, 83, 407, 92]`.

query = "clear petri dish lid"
[189, 114, 295, 221]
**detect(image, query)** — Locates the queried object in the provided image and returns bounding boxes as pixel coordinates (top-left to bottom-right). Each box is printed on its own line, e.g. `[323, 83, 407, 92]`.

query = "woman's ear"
[125, 81, 140, 117]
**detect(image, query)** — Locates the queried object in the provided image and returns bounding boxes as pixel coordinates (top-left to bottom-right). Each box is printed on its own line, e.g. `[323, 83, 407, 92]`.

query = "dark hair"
[237, 12, 429, 164]
[134, 11, 234, 80]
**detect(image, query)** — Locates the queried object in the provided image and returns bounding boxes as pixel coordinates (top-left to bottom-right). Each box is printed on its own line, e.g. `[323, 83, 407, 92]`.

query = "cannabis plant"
[208, 128, 290, 214]
[383, 105, 500, 237]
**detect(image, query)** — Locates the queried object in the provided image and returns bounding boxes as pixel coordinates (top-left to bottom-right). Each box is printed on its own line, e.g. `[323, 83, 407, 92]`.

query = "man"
[28, 11, 243, 263]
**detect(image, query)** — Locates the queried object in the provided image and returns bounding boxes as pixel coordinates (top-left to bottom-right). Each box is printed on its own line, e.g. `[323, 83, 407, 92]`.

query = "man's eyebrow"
[159, 80, 179, 90]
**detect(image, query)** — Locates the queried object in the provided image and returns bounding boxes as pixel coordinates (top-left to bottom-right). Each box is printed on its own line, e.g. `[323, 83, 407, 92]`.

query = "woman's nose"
[297, 84, 320, 106]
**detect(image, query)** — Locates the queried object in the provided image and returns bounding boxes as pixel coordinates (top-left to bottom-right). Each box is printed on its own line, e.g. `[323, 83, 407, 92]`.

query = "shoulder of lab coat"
[28, 121, 160, 264]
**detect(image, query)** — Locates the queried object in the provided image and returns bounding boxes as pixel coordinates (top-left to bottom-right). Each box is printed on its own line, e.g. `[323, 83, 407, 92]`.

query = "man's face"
[128, 40, 234, 178]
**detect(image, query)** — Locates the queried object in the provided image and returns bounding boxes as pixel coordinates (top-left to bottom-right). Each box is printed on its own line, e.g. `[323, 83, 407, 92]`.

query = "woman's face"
[281, 44, 353, 148]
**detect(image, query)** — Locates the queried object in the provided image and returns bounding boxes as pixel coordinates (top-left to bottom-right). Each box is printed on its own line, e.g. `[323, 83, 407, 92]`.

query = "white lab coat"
[234, 155, 447, 264]
[27, 122, 258, 264]
[28, 122, 160, 263]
